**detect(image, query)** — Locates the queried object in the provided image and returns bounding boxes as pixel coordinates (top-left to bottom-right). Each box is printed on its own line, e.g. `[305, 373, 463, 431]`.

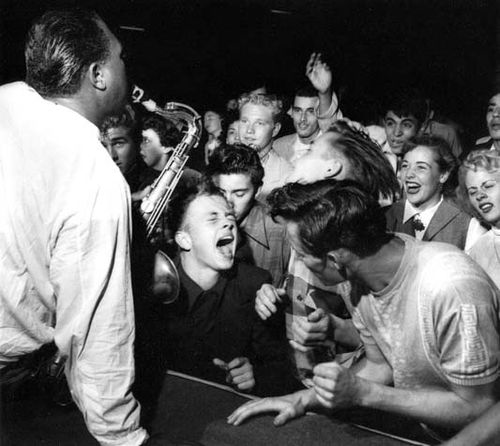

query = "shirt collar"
[177, 258, 232, 309]
[403, 196, 443, 230]
[239, 201, 269, 249]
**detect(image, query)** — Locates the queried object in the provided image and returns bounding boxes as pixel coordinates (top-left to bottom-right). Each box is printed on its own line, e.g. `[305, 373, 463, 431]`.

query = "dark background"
[0, 0, 498, 144]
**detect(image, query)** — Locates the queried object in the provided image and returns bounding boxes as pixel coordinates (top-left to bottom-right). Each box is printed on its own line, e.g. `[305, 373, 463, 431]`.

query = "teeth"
[480, 203, 493, 212]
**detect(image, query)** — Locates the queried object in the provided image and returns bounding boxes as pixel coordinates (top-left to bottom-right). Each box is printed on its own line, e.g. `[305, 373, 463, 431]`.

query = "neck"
[258, 143, 273, 162]
[298, 128, 320, 145]
[181, 254, 220, 291]
[152, 154, 169, 171]
[45, 91, 101, 127]
[353, 236, 405, 293]
[412, 193, 442, 212]
[494, 139, 500, 151]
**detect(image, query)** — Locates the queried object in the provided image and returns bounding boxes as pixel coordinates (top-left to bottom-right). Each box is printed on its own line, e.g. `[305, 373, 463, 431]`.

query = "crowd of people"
[2, 6, 500, 446]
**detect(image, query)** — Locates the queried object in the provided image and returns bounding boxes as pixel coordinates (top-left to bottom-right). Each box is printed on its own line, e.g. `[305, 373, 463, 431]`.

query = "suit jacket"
[273, 133, 298, 163]
[385, 199, 471, 250]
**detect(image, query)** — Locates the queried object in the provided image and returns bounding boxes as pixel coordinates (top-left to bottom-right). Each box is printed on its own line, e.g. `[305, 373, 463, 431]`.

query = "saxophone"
[131, 85, 202, 303]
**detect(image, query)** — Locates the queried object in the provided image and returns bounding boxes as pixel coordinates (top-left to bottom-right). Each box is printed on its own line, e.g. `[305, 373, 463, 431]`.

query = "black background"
[0, 0, 497, 144]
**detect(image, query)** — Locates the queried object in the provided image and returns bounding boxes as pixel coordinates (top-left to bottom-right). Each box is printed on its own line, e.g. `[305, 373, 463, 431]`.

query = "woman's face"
[465, 168, 500, 227]
[204, 111, 222, 136]
[400, 145, 448, 210]
[226, 121, 240, 145]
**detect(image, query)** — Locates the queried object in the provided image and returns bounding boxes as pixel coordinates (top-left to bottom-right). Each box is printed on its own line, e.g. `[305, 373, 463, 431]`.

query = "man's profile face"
[98, 20, 128, 116]
[486, 94, 500, 141]
[181, 194, 238, 272]
[285, 221, 346, 285]
[291, 96, 320, 140]
[213, 173, 257, 223]
[102, 126, 136, 174]
[140, 128, 170, 170]
[239, 103, 278, 154]
[383, 111, 419, 155]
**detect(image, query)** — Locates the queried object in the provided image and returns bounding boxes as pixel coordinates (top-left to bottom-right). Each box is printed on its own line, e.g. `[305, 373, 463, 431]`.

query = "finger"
[236, 377, 255, 391]
[307, 308, 325, 323]
[274, 406, 297, 426]
[313, 361, 341, 378]
[289, 339, 313, 352]
[227, 357, 247, 370]
[213, 358, 229, 371]
[315, 391, 335, 409]
[227, 398, 275, 426]
[256, 302, 273, 319]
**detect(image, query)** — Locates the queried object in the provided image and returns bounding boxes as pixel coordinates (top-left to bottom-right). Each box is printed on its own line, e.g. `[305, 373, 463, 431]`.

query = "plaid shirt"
[237, 201, 291, 287]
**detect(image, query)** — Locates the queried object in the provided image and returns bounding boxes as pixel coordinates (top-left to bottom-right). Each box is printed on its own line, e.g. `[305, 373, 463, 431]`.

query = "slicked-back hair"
[458, 149, 500, 221]
[326, 121, 400, 202]
[142, 113, 182, 148]
[205, 143, 264, 190]
[383, 89, 428, 125]
[268, 179, 391, 258]
[25, 9, 110, 97]
[166, 178, 223, 235]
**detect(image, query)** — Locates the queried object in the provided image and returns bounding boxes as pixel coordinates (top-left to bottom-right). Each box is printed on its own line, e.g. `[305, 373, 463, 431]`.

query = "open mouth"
[216, 234, 235, 259]
[479, 202, 493, 213]
[405, 182, 421, 194]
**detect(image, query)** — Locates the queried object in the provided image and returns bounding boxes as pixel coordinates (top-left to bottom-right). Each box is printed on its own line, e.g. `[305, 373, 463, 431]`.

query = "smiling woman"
[385, 135, 486, 251]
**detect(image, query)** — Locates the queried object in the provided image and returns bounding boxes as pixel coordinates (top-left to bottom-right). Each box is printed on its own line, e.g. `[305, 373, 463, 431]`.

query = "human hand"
[131, 185, 151, 203]
[312, 362, 362, 409]
[306, 52, 332, 95]
[213, 357, 255, 392]
[290, 309, 330, 352]
[227, 389, 315, 426]
[255, 283, 287, 320]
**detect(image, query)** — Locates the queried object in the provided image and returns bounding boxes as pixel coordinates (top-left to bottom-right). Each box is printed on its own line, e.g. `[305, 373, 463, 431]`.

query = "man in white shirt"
[0, 9, 148, 446]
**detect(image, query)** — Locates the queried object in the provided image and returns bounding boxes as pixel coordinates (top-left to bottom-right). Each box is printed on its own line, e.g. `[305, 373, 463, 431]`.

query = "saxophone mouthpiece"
[131, 85, 158, 113]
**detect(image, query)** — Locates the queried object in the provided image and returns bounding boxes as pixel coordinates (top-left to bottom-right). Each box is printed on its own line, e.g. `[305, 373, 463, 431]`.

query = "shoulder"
[233, 261, 272, 287]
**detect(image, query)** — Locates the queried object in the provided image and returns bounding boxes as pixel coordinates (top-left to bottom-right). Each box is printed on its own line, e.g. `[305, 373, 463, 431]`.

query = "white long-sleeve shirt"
[0, 82, 147, 446]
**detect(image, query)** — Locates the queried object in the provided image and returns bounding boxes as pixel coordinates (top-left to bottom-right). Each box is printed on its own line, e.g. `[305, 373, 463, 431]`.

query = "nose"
[109, 145, 118, 161]
[245, 123, 255, 135]
[299, 111, 307, 123]
[476, 189, 487, 201]
[493, 107, 500, 117]
[394, 123, 403, 136]
[223, 218, 235, 230]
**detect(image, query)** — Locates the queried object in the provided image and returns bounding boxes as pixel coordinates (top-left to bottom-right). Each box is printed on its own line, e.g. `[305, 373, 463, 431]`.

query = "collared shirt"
[164, 260, 297, 396]
[257, 149, 293, 201]
[238, 201, 290, 287]
[0, 82, 147, 446]
[402, 197, 485, 251]
[403, 197, 444, 240]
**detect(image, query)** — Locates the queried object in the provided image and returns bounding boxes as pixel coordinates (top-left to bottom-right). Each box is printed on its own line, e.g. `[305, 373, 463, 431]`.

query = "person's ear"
[326, 252, 341, 270]
[439, 170, 450, 184]
[89, 62, 106, 91]
[272, 122, 281, 138]
[175, 230, 192, 251]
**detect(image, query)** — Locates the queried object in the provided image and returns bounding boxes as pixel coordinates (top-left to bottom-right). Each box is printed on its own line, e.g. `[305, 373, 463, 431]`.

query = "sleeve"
[250, 270, 301, 396]
[316, 90, 343, 132]
[351, 306, 378, 348]
[464, 218, 488, 253]
[50, 165, 148, 445]
[420, 259, 500, 386]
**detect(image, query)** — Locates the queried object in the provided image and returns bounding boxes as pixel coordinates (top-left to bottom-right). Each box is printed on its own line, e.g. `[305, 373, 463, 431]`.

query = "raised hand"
[213, 357, 255, 392]
[306, 52, 332, 95]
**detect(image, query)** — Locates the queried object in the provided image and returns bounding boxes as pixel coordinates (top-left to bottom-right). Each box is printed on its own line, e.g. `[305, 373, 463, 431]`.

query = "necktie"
[411, 214, 425, 232]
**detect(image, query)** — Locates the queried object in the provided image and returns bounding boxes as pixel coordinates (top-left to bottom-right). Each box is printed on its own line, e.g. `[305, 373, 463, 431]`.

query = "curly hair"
[205, 143, 264, 190]
[142, 113, 182, 148]
[458, 149, 500, 221]
[238, 93, 283, 123]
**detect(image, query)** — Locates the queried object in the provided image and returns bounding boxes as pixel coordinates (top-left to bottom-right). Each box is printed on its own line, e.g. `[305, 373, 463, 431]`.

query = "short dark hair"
[383, 89, 428, 125]
[268, 179, 390, 258]
[295, 85, 318, 99]
[325, 121, 400, 202]
[166, 179, 223, 235]
[25, 9, 110, 97]
[100, 106, 140, 144]
[205, 144, 264, 190]
[142, 113, 182, 148]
